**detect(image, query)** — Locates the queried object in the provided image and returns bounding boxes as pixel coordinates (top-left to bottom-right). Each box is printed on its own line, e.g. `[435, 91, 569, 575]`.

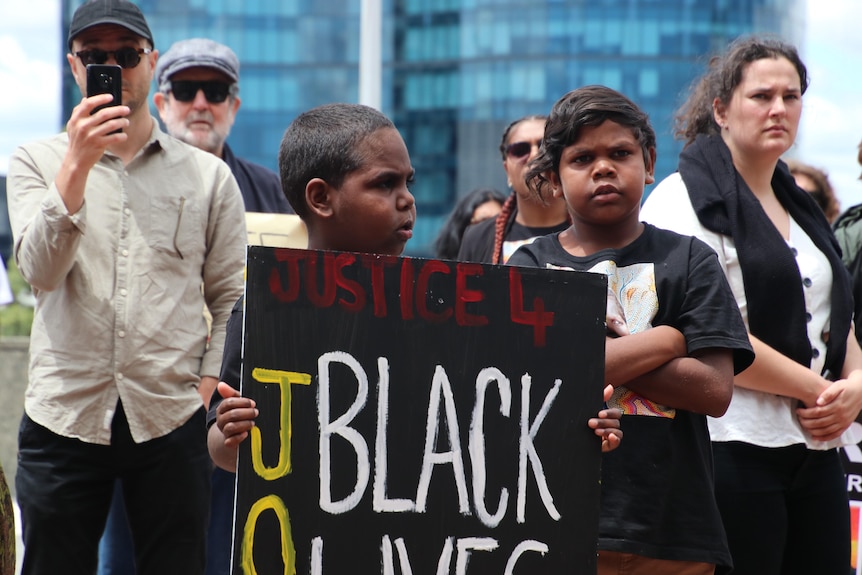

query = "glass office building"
[63, 0, 802, 255]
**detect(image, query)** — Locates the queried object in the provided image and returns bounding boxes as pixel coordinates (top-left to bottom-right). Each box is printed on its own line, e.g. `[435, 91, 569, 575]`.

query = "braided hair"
[491, 193, 518, 264]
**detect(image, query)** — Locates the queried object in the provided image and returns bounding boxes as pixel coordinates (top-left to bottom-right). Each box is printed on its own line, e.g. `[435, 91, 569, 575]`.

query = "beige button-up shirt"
[8, 119, 247, 445]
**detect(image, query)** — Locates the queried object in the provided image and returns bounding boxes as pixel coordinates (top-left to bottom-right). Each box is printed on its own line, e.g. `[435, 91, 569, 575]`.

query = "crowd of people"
[4, 0, 862, 574]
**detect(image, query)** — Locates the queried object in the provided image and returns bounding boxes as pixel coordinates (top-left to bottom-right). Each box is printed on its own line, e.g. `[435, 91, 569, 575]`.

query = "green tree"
[0, 258, 34, 337]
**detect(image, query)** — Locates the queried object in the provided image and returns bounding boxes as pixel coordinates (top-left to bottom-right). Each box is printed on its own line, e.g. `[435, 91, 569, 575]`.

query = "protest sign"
[232, 246, 606, 574]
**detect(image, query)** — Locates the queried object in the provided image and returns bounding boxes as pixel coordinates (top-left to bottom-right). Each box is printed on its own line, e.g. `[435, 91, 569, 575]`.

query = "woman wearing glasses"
[457, 115, 569, 264]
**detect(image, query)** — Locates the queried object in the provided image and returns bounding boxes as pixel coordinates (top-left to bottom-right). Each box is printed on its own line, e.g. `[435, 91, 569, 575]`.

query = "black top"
[207, 296, 244, 429]
[679, 134, 850, 375]
[206, 146, 292, 455]
[222, 144, 293, 215]
[509, 224, 753, 572]
[457, 215, 569, 264]
[206, 144, 291, 422]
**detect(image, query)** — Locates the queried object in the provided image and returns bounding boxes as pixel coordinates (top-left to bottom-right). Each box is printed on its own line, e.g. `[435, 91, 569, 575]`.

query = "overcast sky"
[794, 0, 862, 210]
[0, 0, 62, 175]
[1, 0, 860, 208]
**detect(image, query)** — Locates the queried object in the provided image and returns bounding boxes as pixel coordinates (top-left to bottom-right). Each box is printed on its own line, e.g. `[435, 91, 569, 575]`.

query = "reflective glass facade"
[63, 0, 802, 255]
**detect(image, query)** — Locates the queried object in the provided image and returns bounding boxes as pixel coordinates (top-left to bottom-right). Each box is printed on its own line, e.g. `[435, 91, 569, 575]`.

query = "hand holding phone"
[86, 64, 123, 134]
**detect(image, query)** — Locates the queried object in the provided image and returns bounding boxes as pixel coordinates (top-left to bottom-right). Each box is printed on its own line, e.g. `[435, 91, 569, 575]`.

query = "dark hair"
[433, 187, 506, 259]
[675, 35, 808, 145]
[278, 103, 396, 219]
[498, 114, 548, 161]
[526, 85, 656, 203]
[788, 161, 840, 223]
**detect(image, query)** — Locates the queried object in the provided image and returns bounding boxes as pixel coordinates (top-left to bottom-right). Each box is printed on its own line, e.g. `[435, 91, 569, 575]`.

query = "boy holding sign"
[208, 104, 622, 572]
[507, 86, 755, 575]
[207, 102, 622, 472]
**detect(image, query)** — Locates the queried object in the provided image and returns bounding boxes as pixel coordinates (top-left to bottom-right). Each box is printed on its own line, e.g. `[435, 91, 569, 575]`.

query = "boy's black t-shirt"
[508, 223, 753, 572]
[207, 295, 244, 429]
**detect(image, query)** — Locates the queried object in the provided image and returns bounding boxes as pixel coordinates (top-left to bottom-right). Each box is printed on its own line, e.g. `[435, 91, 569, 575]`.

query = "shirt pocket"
[147, 195, 203, 260]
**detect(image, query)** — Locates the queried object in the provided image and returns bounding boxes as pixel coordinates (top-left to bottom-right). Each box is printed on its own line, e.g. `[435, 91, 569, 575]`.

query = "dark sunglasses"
[168, 80, 235, 104]
[506, 140, 542, 159]
[75, 47, 152, 69]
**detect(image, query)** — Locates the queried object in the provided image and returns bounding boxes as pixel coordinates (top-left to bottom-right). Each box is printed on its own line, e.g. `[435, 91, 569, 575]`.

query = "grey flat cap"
[156, 38, 239, 88]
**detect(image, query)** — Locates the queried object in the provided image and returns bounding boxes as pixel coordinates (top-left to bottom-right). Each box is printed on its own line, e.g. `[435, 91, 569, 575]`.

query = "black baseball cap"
[68, 0, 154, 50]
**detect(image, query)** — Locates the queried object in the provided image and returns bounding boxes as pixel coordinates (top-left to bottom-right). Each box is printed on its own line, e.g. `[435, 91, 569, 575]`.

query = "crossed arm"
[605, 324, 735, 418]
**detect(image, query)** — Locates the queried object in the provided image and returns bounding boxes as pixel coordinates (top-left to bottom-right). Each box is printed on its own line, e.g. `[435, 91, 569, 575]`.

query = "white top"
[641, 172, 851, 449]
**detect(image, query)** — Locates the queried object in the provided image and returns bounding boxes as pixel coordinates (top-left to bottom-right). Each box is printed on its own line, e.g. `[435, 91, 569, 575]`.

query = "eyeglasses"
[75, 47, 152, 69]
[168, 81, 235, 104]
[506, 140, 542, 159]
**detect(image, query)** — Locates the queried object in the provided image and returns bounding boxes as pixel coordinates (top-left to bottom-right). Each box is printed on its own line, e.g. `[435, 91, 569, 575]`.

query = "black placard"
[232, 246, 607, 574]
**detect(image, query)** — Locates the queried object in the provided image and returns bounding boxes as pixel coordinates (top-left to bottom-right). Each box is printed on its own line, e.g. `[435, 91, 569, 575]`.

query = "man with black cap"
[6, 1, 247, 573]
[98, 37, 293, 575]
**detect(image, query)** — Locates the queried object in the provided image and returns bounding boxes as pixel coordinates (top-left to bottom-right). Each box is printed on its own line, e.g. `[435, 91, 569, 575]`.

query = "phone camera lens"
[99, 74, 112, 88]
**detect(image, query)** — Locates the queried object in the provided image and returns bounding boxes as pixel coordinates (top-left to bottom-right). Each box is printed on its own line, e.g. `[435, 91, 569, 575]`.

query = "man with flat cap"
[6, 1, 246, 573]
[98, 37, 294, 575]
[153, 38, 293, 214]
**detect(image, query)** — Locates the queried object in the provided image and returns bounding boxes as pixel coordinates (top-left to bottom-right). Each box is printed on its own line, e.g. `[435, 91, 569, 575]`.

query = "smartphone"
[86, 64, 122, 133]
